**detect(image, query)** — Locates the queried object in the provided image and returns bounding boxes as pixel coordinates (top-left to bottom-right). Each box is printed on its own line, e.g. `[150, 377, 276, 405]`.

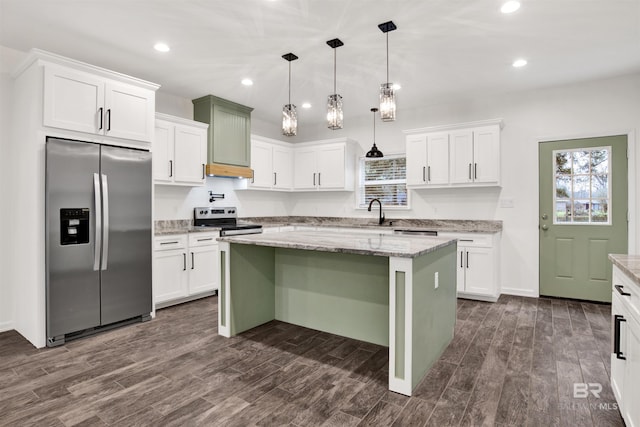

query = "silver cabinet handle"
[474, 163, 477, 180]
[169, 160, 173, 178]
[422, 166, 426, 182]
[197, 237, 214, 242]
[274, 172, 277, 186]
[466, 251, 469, 269]
[191, 252, 195, 270]
[460, 251, 463, 268]
[428, 166, 431, 182]
[98, 107, 103, 130]
[202, 164, 205, 180]
[160, 241, 179, 245]
[101, 174, 109, 270]
[468, 163, 472, 180]
[318, 173, 321, 186]
[541, 224, 549, 230]
[93, 173, 102, 271]
[106, 109, 111, 131]
[313, 173, 316, 186]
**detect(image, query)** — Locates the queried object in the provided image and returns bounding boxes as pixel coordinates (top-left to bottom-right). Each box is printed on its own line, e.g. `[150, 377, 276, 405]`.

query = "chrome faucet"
[368, 198, 385, 225]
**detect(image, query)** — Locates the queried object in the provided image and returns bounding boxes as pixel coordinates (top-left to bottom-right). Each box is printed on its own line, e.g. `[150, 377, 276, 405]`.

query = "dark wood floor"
[0, 295, 623, 426]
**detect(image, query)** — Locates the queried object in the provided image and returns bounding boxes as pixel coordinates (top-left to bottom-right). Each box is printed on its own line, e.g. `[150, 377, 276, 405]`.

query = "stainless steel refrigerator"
[46, 137, 152, 347]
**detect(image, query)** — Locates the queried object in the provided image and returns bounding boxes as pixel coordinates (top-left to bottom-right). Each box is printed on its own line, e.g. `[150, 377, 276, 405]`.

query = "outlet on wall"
[434, 271, 439, 289]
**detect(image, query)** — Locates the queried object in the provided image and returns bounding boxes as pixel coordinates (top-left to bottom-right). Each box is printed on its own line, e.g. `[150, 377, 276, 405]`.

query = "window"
[358, 155, 408, 208]
[553, 147, 610, 224]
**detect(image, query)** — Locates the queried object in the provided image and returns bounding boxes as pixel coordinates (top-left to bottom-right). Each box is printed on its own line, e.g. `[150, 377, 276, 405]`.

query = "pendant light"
[326, 38, 344, 130]
[378, 21, 397, 122]
[366, 108, 383, 158]
[282, 53, 298, 136]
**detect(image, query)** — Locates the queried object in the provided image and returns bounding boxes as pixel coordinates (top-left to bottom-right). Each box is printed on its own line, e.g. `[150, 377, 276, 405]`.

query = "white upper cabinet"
[153, 114, 208, 186]
[405, 119, 502, 189]
[406, 132, 449, 187]
[293, 139, 359, 191]
[249, 137, 358, 192]
[44, 64, 155, 143]
[249, 137, 293, 190]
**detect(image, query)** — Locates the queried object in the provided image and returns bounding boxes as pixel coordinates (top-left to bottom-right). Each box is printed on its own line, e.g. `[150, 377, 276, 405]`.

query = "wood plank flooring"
[0, 295, 623, 426]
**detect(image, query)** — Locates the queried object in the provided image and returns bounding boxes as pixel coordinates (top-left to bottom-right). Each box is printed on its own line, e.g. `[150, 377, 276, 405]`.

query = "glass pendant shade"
[282, 104, 297, 136]
[327, 94, 343, 130]
[379, 83, 396, 122]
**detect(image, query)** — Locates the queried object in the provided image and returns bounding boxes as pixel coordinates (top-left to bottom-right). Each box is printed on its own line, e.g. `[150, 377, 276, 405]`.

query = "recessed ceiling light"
[302, 102, 312, 109]
[501, 1, 520, 14]
[512, 58, 528, 68]
[241, 78, 253, 86]
[392, 83, 402, 90]
[153, 42, 170, 53]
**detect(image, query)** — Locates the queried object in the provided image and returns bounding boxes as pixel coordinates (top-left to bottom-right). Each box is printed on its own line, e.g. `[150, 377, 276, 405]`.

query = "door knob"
[541, 224, 549, 230]
[541, 214, 548, 220]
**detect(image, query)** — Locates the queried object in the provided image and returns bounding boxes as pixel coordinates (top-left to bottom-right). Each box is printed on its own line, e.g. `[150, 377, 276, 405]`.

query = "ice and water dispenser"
[60, 208, 90, 245]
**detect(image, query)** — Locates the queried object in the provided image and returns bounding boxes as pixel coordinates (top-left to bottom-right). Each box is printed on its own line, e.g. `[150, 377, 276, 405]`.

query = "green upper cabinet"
[192, 95, 254, 167]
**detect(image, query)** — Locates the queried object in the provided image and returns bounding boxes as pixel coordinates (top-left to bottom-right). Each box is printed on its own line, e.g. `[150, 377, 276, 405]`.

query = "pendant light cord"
[373, 110, 376, 143]
[288, 61, 291, 105]
[333, 49, 337, 94]
[386, 32, 389, 83]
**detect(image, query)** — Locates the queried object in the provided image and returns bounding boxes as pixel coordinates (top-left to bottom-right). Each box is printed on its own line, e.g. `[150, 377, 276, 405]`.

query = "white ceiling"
[1, 0, 639, 126]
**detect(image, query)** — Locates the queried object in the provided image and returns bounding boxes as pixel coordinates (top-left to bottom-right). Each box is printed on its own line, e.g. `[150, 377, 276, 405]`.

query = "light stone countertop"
[218, 229, 457, 258]
[154, 226, 220, 236]
[609, 254, 640, 287]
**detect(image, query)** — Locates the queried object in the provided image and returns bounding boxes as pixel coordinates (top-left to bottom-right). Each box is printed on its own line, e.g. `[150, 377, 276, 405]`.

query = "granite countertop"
[609, 254, 640, 287]
[155, 226, 220, 236]
[240, 216, 502, 233]
[218, 229, 457, 258]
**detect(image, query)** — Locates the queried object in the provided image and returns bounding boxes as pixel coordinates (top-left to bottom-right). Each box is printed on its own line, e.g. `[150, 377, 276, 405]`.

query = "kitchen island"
[217, 230, 458, 396]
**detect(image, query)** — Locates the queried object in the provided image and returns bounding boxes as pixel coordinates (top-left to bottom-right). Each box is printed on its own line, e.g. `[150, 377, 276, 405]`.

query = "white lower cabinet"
[611, 266, 640, 427]
[440, 232, 500, 301]
[153, 232, 218, 308]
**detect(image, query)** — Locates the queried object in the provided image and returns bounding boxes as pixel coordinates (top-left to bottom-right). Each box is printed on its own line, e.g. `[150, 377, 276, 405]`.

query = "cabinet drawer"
[154, 234, 187, 251]
[613, 267, 640, 324]
[440, 232, 493, 248]
[188, 232, 219, 247]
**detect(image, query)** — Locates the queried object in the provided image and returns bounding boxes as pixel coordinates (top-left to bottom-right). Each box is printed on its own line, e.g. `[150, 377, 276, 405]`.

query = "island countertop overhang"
[218, 230, 457, 258]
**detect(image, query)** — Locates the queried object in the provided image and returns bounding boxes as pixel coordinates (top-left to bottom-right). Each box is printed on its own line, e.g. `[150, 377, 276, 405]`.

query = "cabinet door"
[188, 245, 218, 295]
[173, 125, 206, 185]
[293, 148, 318, 190]
[43, 65, 104, 134]
[250, 140, 273, 189]
[317, 144, 345, 190]
[611, 293, 627, 407]
[153, 250, 188, 304]
[406, 135, 428, 186]
[623, 314, 640, 427]
[426, 132, 450, 185]
[463, 247, 495, 296]
[273, 145, 293, 190]
[153, 121, 174, 183]
[104, 82, 155, 142]
[456, 248, 466, 293]
[473, 126, 500, 184]
[449, 130, 474, 184]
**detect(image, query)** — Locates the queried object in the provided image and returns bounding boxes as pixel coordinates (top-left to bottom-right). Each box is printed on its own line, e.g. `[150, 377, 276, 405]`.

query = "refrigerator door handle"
[101, 174, 110, 270]
[93, 173, 102, 271]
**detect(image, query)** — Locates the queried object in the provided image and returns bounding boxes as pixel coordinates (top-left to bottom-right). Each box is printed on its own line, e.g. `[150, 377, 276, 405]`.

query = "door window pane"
[553, 147, 611, 224]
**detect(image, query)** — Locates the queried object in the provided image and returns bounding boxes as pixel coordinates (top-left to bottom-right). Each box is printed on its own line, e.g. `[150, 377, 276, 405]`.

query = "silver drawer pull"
[197, 238, 214, 242]
[160, 241, 179, 245]
[459, 239, 474, 242]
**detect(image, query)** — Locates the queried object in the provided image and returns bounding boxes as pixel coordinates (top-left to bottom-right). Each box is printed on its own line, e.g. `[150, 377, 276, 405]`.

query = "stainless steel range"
[194, 207, 262, 236]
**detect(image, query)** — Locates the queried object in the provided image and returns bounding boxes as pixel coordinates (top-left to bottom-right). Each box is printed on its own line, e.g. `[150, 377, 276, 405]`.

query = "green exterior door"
[539, 135, 628, 302]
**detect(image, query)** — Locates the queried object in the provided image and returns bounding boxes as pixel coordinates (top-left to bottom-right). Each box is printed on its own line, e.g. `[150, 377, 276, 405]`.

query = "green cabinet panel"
[192, 95, 253, 167]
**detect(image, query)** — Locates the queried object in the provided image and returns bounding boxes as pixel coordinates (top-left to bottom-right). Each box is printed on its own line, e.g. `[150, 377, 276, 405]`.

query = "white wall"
[155, 72, 640, 300]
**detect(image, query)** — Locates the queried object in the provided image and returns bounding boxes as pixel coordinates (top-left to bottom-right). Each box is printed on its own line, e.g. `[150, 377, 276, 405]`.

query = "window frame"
[552, 146, 612, 225]
[355, 153, 410, 210]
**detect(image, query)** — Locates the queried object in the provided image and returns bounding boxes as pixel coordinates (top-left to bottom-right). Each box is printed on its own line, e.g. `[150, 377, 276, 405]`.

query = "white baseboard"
[500, 287, 539, 298]
[0, 321, 14, 333]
